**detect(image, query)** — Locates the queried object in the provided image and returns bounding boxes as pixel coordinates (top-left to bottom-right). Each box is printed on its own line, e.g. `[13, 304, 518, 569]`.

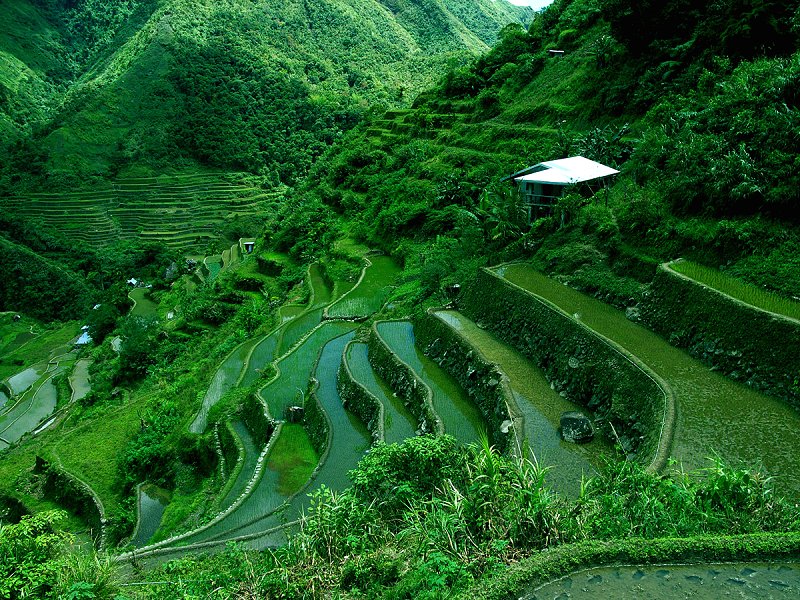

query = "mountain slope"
[0, 0, 532, 186]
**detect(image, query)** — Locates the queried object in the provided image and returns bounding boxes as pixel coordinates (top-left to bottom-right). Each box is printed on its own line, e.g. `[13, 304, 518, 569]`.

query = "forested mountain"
[3, 1, 800, 598]
[0, 0, 530, 187]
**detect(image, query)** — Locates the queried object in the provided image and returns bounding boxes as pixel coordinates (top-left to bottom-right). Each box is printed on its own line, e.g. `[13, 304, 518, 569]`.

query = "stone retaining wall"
[33, 456, 107, 547]
[640, 262, 800, 407]
[368, 322, 443, 436]
[414, 310, 521, 455]
[459, 268, 672, 470]
[337, 343, 385, 444]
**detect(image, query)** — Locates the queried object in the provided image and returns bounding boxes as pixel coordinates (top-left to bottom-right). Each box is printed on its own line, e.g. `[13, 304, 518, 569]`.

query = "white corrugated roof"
[515, 156, 619, 185]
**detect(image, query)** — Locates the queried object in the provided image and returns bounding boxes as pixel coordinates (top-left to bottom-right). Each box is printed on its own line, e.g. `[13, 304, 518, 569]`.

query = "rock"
[500, 419, 512, 434]
[625, 306, 640, 321]
[560, 411, 594, 443]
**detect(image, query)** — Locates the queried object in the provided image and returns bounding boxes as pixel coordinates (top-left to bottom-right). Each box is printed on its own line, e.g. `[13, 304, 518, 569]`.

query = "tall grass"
[671, 260, 800, 320]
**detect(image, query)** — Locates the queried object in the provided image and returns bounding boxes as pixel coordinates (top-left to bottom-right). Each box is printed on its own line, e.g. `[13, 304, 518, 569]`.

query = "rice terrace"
[1, 0, 800, 598]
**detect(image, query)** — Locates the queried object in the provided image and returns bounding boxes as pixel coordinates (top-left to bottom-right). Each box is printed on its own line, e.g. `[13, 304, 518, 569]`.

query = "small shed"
[507, 156, 619, 222]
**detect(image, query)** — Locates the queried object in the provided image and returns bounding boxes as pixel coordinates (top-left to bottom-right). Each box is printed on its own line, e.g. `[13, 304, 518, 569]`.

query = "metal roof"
[514, 156, 619, 185]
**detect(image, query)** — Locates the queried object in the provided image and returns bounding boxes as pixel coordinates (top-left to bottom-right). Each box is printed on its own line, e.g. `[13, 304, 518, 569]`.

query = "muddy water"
[498, 264, 800, 497]
[435, 310, 611, 495]
[377, 321, 484, 444]
[526, 562, 800, 599]
[345, 342, 417, 443]
[132, 486, 168, 547]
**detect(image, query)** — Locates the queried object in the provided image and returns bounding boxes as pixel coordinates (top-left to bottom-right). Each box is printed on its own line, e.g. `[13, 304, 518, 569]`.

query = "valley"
[1, 1, 800, 598]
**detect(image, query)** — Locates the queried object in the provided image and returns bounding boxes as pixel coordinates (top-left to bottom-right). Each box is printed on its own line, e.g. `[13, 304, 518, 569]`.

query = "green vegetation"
[325, 256, 403, 320]
[670, 259, 800, 320]
[264, 423, 319, 497]
[125, 436, 798, 598]
[2, 0, 800, 597]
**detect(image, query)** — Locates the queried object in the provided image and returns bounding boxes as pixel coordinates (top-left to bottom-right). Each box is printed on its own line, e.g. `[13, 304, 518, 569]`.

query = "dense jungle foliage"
[2, 0, 800, 598]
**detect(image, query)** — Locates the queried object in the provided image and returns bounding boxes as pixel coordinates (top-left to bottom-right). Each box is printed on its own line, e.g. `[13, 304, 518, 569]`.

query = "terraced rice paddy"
[344, 342, 418, 443]
[0, 368, 64, 449]
[3, 173, 284, 250]
[129, 288, 159, 319]
[263, 423, 318, 497]
[190, 337, 260, 434]
[68, 359, 92, 403]
[376, 321, 484, 444]
[239, 330, 281, 388]
[259, 322, 357, 420]
[218, 421, 260, 511]
[227, 332, 371, 544]
[497, 263, 800, 496]
[172, 330, 364, 548]
[325, 255, 402, 320]
[275, 308, 324, 356]
[6, 366, 42, 395]
[433, 310, 610, 494]
[132, 486, 169, 547]
[669, 259, 800, 320]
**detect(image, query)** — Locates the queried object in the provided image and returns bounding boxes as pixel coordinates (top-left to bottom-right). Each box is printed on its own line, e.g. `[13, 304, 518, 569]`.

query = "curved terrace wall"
[304, 378, 330, 455]
[640, 262, 800, 407]
[368, 322, 443, 436]
[459, 268, 672, 471]
[33, 456, 107, 548]
[337, 342, 385, 444]
[414, 310, 521, 455]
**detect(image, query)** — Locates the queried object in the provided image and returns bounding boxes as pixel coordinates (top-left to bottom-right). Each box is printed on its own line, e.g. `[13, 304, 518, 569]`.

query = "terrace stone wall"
[304, 381, 330, 456]
[458, 268, 672, 471]
[368, 323, 443, 436]
[33, 456, 107, 547]
[241, 392, 273, 444]
[337, 348, 385, 443]
[414, 311, 521, 454]
[640, 264, 800, 407]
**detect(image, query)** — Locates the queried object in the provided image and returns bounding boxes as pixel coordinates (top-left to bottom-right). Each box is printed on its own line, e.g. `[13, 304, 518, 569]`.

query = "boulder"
[560, 411, 594, 443]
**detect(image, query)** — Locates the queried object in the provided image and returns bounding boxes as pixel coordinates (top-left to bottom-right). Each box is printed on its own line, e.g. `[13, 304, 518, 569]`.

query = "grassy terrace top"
[669, 260, 800, 321]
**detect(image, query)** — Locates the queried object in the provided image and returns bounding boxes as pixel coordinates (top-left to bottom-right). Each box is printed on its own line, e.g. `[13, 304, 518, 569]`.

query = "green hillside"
[2, 1, 800, 599]
[0, 0, 531, 187]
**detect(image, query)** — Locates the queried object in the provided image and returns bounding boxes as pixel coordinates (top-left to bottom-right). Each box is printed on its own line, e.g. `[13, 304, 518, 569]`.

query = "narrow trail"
[497, 263, 800, 496]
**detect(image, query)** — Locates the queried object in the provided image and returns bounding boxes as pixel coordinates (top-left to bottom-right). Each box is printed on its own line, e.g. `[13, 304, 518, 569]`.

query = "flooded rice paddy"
[325, 255, 401, 319]
[498, 264, 800, 497]
[434, 310, 610, 495]
[132, 486, 169, 547]
[526, 562, 800, 600]
[344, 341, 418, 443]
[376, 321, 484, 444]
